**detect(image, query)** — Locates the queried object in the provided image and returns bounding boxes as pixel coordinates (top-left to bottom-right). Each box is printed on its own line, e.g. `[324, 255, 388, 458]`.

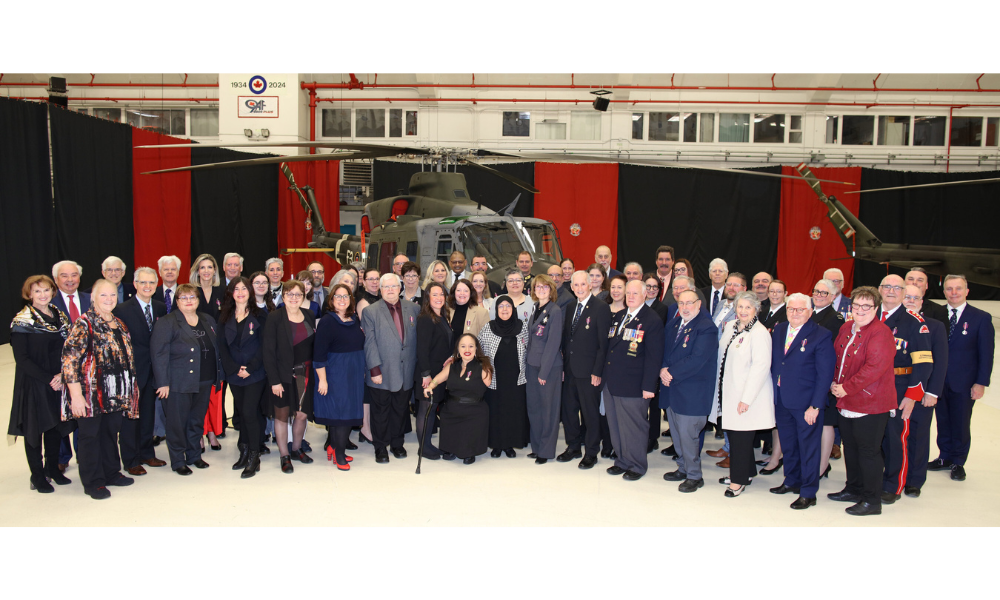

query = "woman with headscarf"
[478, 295, 529, 458]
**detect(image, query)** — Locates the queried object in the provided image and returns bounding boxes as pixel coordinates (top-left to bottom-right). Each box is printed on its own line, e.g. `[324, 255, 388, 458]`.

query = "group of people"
[7, 245, 993, 517]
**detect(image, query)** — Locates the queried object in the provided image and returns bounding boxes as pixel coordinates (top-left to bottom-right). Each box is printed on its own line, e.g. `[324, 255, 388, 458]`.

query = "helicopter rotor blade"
[135, 141, 433, 155]
[844, 177, 1000, 195]
[141, 150, 398, 175]
[457, 159, 539, 194]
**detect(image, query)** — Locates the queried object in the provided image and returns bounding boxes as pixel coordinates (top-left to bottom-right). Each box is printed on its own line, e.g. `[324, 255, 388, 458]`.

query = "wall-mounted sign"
[238, 96, 279, 118]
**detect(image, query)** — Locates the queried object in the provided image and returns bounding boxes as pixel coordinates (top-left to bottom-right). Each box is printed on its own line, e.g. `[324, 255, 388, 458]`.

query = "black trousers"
[839, 411, 889, 504]
[232, 380, 266, 451]
[76, 411, 124, 491]
[24, 427, 63, 481]
[163, 383, 212, 470]
[220, 381, 229, 431]
[647, 384, 662, 444]
[369, 386, 410, 452]
[562, 375, 603, 457]
[119, 378, 157, 468]
[726, 429, 758, 486]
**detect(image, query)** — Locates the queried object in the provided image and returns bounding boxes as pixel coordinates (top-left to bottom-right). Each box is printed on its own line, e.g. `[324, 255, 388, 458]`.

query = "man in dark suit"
[97, 256, 136, 303]
[875, 275, 934, 505]
[823, 268, 852, 317]
[905, 268, 949, 332]
[810, 278, 845, 336]
[902, 284, 949, 497]
[52, 260, 90, 470]
[472, 254, 503, 298]
[602, 280, 664, 481]
[666, 276, 706, 322]
[595, 245, 622, 279]
[223, 253, 244, 287]
[113, 267, 168, 475]
[660, 290, 718, 492]
[751, 271, 773, 314]
[769, 293, 835, 510]
[654, 245, 675, 304]
[362, 273, 420, 463]
[152, 255, 182, 314]
[548, 265, 575, 310]
[307, 261, 327, 316]
[701, 258, 729, 318]
[558, 271, 612, 468]
[929, 275, 995, 482]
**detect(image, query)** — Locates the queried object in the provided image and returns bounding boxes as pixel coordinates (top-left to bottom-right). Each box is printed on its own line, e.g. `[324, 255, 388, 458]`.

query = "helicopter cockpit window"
[453, 189, 467, 199]
[460, 223, 524, 267]
[436, 237, 453, 263]
[519, 223, 563, 264]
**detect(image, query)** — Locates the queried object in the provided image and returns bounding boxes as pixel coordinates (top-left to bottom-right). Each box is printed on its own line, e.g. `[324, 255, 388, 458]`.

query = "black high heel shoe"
[207, 435, 221, 451]
[359, 432, 372, 444]
[821, 464, 832, 478]
[759, 458, 783, 475]
[346, 439, 358, 450]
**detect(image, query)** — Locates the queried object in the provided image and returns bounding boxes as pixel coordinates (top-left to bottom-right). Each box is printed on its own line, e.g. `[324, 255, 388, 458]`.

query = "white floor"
[2, 302, 999, 528]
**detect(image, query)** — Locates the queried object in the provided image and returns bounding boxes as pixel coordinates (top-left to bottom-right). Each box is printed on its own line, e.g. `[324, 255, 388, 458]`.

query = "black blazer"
[217, 310, 268, 386]
[416, 312, 453, 401]
[196, 285, 226, 323]
[760, 304, 787, 332]
[150, 311, 223, 394]
[113, 297, 167, 388]
[262, 306, 317, 387]
[921, 300, 950, 336]
[561, 297, 612, 379]
[646, 299, 669, 325]
[810, 305, 845, 336]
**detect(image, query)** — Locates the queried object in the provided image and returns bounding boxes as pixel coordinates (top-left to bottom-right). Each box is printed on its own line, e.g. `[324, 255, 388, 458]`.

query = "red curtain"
[777, 166, 862, 295]
[533, 162, 619, 271]
[276, 160, 341, 279]
[131, 129, 191, 273]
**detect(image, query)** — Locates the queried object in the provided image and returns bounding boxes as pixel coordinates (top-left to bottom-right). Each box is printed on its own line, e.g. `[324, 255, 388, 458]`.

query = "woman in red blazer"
[828, 286, 896, 516]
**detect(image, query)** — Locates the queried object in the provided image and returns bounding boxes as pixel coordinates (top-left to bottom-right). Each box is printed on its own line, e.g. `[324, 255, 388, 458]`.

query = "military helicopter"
[795, 163, 1000, 288]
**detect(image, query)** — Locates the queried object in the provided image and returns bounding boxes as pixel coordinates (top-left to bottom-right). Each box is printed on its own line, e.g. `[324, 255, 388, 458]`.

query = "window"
[571, 112, 601, 140]
[789, 115, 803, 143]
[878, 116, 910, 145]
[93, 108, 121, 122]
[700, 113, 715, 142]
[322, 109, 351, 137]
[753, 114, 785, 143]
[842, 115, 874, 145]
[355, 109, 385, 137]
[75, 108, 89, 115]
[825, 116, 839, 144]
[405, 241, 418, 261]
[536, 121, 566, 140]
[127, 109, 185, 135]
[719, 113, 750, 143]
[190, 109, 219, 137]
[389, 109, 403, 137]
[649, 112, 680, 141]
[683, 113, 697, 142]
[436, 235, 454, 262]
[913, 116, 946, 146]
[502, 111, 530, 136]
[632, 113, 644, 140]
[406, 110, 417, 135]
[951, 117, 983, 146]
[988, 117, 999, 146]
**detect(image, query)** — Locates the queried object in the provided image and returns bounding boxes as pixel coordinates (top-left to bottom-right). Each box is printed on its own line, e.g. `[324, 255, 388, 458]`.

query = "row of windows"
[322, 108, 417, 138]
[826, 115, 999, 147]
[74, 107, 219, 137]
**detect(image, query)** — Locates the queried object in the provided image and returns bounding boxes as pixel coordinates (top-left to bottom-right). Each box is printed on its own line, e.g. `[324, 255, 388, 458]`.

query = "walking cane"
[415, 396, 436, 475]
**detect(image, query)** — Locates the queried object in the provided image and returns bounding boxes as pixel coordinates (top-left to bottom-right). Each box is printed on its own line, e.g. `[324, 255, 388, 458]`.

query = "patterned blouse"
[60, 307, 138, 420]
[477, 323, 528, 389]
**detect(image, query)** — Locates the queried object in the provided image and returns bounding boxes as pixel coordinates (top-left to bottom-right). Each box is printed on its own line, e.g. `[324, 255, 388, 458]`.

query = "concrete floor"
[2, 302, 998, 528]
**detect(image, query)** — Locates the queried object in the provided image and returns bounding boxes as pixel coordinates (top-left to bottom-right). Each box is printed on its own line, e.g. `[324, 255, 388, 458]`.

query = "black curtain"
[857, 168, 1000, 300]
[617, 164, 782, 288]
[373, 161, 535, 217]
[50, 107, 134, 291]
[0, 98, 58, 345]
[190, 147, 278, 277]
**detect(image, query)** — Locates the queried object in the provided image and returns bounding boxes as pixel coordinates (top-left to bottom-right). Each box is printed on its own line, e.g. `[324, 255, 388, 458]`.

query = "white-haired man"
[153, 255, 182, 313]
[823, 268, 851, 316]
[99, 256, 135, 303]
[702, 258, 729, 317]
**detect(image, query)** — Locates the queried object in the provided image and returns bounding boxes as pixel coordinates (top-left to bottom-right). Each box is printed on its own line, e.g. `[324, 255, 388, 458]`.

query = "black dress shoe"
[504, 448, 516, 458]
[87, 487, 111, 500]
[758, 459, 783, 475]
[607, 465, 626, 476]
[881, 491, 900, 504]
[950, 464, 967, 481]
[345, 440, 358, 450]
[193, 459, 210, 469]
[662, 470, 685, 482]
[662, 429, 671, 438]
[678, 478, 704, 493]
[30, 477, 54, 493]
[578, 455, 597, 470]
[107, 474, 134, 487]
[175, 466, 193, 476]
[375, 450, 390, 464]
[904, 486, 921, 498]
[623, 470, 643, 481]
[291, 449, 313, 464]
[463, 456, 476, 465]
[48, 470, 72, 486]
[647, 440, 659, 454]
[927, 457, 953, 471]
[491, 448, 502, 458]
[527, 452, 538, 459]
[661, 445, 677, 457]
[845, 501, 881, 516]
[827, 489, 863, 503]
[610, 450, 617, 459]
[769, 484, 800, 495]
[557, 448, 583, 462]
[600, 448, 612, 459]
[420, 451, 441, 460]
[152, 436, 165, 447]
[790, 496, 817, 510]
[714, 431, 724, 440]
[391, 447, 407, 459]
[281, 455, 295, 472]
[441, 452, 456, 461]
[535, 457, 548, 464]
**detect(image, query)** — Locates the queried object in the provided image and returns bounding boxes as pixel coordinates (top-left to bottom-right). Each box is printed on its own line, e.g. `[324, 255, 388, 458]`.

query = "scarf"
[489, 295, 523, 338]
[11, 304, 70, 338]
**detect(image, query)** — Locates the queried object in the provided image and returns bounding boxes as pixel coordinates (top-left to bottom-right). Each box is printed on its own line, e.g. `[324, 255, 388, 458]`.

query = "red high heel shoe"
[326, 446, 334, 461]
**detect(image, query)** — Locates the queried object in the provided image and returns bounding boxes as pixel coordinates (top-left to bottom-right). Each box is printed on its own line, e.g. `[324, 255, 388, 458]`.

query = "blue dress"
[312, 313, 365, 427]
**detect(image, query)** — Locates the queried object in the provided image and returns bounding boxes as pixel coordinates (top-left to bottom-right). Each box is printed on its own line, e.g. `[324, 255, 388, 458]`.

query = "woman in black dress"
[477, 295, 529, 458]
[424, 333, 493, 464]
[8, 275, 74, 493]
[262, 280, 316, 474]
[415, 282, 451, 459]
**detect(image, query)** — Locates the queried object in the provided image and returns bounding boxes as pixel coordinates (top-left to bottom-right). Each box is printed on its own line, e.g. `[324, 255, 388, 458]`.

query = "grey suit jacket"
[525, 301, 564, 379]
[362, 299, 419, 392]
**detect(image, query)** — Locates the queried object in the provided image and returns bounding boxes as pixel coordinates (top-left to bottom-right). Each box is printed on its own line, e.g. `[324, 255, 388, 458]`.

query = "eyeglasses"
[853, 303, 875, 312]
[177, 295, 198, 302]
[309, 269, 325, 275]
[787, 307, 809, 314]
[365, 277, 380, 283]
[332, 294, 350, 301]
[381, 284, 400, 290]
[534, 285, 549, 291]
[393, 261, 407, 267]
[880, 284, 903, 292]
[812, 289, 829, 297]
[403, 273, 419, 279]
[903, 295, 922, 301]
[677, 301, 699, 307]
[506, 278, 522, 284]
[827, 279, 843, 285]
[645, 284, 659, 290]
[104, 268, 123, 274]
[284, 292, 304, 299]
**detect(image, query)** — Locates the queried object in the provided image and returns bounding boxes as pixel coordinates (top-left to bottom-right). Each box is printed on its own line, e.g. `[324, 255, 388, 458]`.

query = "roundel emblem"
[249, 75, 268, 94]
[569, 223, 582, 237]
[809, 226, 822, 240]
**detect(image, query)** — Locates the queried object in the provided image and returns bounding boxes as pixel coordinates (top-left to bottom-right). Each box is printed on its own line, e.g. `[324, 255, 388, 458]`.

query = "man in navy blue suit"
[929, 275, 995, 482]
[902, 284, 948, 497]
[824, 268, 852, 317]
[769, 293, 835, 510]
[51, 260, 90, 471]
[97, 256, 136, 303]
[660, 290, 718, 493]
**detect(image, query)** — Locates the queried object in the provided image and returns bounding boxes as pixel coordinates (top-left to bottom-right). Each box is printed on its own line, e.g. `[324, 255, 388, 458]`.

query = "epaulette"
[906, 309, 925, 323]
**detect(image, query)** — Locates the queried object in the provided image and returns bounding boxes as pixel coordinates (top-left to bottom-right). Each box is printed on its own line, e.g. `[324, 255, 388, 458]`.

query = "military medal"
[683, 334, 689, 348]
[585, 317, 590, 330]
[963, 322, 968, 335]
[466, 319, 471, 329]
[800, 339, 807, 352]
[735, 336, 744, 348]
[465, 369, 472, 381]
[629, 341, 638, 352]
[249, 322, 254, 335]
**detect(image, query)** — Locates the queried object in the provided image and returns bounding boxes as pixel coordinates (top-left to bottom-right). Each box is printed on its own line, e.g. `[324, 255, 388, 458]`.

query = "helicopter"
[795, 163, 1000, 288]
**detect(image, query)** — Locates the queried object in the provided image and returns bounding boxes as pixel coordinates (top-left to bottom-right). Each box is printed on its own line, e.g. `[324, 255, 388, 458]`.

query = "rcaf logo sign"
[238, 96, 279, 118]
[809, 226, 822, 240]
[569, 223, 582, 237]
[249, 75, 267, 94]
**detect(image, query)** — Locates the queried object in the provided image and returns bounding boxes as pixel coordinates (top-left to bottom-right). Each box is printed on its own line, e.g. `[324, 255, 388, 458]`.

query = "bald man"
[595, 245, 622, 279]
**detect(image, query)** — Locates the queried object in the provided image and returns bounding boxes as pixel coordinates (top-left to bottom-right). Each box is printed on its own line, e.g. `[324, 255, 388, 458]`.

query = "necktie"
[675, 321, 685, 342]
[712, 290, 720, 316]
[67, 294, 80, 322]
[164, 288, 172, 313]
[618, 312, 633, 336]
[389, 302, 404, 343]
[144, 303, 153, 331]
[881, 311, 888, 323]
[784, 327, 798, 353]
[660, 277, 668, 302]
[949, 308, 958, 341]
[573, 302, 583, 330]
